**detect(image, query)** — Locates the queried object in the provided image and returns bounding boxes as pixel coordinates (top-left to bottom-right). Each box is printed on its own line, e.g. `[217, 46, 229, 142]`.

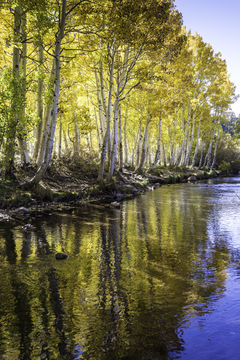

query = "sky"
[174, 0, 240, 115]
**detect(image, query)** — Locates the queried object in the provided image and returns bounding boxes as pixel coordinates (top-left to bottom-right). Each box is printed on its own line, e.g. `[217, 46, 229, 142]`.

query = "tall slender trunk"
[131, 137, 135, 168]
[136, 118, 151, 172]
[203, 130, 215, 168]
[136, 122, 142, 169]
[191, 112, 202, 168]
[198, 142, 204, 168]
[174, 105, 185, 167]
[4, 5, 21, 177]
[118, 105, 123, 172]
[99, 61, 108, 127]
[43, 1, 67, 168]
[150, 115, 162, 170]
[211, 129, 220, 169]
[58, 120, 62, 158]
[162, 142, 167, 167]
[123, 112, 128, 165]
[33, 43, 44, 161]
[108, 47, 129, 179]
[73, 121, 80, 158]
[108, 96, 119, 178]
[18, 10, 30, 166]
[170, 116, 177, 166]
[28, 0, 67, 185]
[63, 130, 71, 157]
[37, 92, 54, 167]
[93, 105, 101, 150]
[178, 104, 191, 166]
[185, 110, 196, 166]
[98, 45, 116, 181]
[147, 135, 151, 166]
[95, 68, 104, 146]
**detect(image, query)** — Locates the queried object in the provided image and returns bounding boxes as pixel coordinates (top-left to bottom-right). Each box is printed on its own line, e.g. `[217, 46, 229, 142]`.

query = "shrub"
[219, 161, 231, 175]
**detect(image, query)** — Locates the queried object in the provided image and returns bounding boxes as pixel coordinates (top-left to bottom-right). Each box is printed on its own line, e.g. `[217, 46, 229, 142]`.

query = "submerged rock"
[110, 202, 121, 209]
[55, 252, 68, 260]
[188, 175, 197, 182]
[12, 207, 31, 220]
[22, 223, 36, 232]
[0, 212, 13, 223]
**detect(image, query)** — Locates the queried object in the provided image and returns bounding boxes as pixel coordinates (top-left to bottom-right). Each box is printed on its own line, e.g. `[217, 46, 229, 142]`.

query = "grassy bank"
[0, 161, 221, 224]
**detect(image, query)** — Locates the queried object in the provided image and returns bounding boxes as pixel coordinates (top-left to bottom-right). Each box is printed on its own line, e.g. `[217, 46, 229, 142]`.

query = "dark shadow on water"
[0, 180, 237, 359]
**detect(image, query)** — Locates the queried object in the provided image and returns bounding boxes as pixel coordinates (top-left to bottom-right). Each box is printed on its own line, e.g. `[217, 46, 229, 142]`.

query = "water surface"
[0, 177, 240, 359]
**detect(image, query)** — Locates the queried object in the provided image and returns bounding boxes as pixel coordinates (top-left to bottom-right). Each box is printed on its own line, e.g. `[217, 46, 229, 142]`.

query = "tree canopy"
[0, 0, 237, 182]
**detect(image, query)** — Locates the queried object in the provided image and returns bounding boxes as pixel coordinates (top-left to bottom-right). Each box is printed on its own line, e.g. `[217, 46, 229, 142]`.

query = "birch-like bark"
[108, 96, 119, 178]
[108, 47, 129, 178]
[99, 61, 112, 168]
[18, 10, 30, 166]
[185, 110, 196, 166]
[191, 112, 202, 168]
[131, 137, 135, 168]
[73, 121, 80, 158]
[63, 130, 71, 157]
[136, 118, 151, 172]
[118, 105, 123, 172]
[211, 129, 220, 169]
[43, 1, 67, 169]
[123, 112, 128, 165]
[178, 104, 191, 166]
[203, 130, 215, 168]
[28, 0, 67, 185]
[37, 96, 54, 167]
[95, 68, 104, 145]
[33, 43, 44, 161]
[99, 61, 108, 126]
[136, 122, 142, 169]
[150, 115, 162, 170]
[58, 120, 62, 158]
[147, 135, 151, 166]
[98, 43, 116, 181]
[170, 116, 177, 166]
[198, 142, 204, 168]
[162, 142, 167, 167]
[4, 5, 21, 177]
[174, 105, 186, 166]
[93, 105, 101, 150]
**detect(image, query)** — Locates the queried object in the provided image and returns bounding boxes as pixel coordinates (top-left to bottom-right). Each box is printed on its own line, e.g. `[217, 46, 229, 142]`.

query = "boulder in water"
[22, 223, 36, 232]
[55, 252, 68, 260]
[188, 175, 197, 182]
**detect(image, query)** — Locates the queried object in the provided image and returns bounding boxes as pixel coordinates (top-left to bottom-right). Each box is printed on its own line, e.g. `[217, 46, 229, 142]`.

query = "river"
[0, 177, 240, 360]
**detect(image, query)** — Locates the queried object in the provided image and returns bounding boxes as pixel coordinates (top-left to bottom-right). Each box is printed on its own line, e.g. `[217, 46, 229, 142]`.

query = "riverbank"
[0, 161, 220, 225]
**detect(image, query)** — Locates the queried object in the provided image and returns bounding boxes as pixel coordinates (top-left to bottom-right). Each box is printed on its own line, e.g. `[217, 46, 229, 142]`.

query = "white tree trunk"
[203, 130, 215, 168]
[123, 113, 128, 165]
[4, 5, 21, 177]
[185, 110, 196, 166]
[136, 118, 151, 172]
[191, 112, 202, 168]
[150, 115, 162, 170]
[178, 104, 191, 166]
[198, 142, 204, 168]
[162, 142, 167, 167]
[98, 44, 116, 181]
[211, 129, 220, 169]
[28, 0, 67, 185]
[58, 120, 62, 158]
[170, 116, 177, 166]
[73, 121, 80, 158]
[33, 43, 44, 161]
[118, 105, 123, 172]
[108, 97, 119, 178]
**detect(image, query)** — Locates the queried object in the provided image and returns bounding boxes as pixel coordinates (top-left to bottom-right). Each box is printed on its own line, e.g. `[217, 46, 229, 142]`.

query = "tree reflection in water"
[0, 183, 232, 359]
